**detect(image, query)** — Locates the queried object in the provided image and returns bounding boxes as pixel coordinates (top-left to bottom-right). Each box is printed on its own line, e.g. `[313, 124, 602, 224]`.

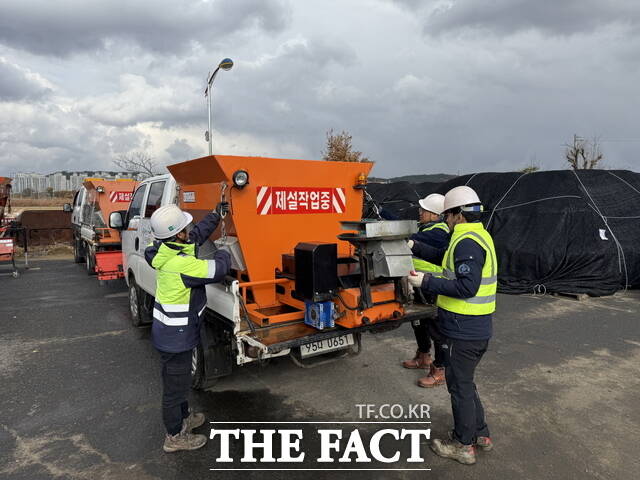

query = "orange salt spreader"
[76, 178, 138, 281]
[80, 178, 138, 246]
[168, 155, 425, 341]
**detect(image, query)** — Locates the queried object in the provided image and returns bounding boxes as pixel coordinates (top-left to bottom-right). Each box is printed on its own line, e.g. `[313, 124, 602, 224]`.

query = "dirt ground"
[11, 197, 71, 208]
[14, 245, 73, 259]
[0, 260, 639, 479]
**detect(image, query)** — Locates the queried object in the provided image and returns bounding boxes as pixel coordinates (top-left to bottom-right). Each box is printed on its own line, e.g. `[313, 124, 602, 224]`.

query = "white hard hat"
[444, 186, 482, 211]
[150, 204, 193, 239]
[418, 193, 445, 215]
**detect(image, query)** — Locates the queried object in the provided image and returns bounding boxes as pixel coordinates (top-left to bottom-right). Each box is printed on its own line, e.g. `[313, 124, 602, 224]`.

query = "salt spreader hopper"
[167, 155, 431, 379]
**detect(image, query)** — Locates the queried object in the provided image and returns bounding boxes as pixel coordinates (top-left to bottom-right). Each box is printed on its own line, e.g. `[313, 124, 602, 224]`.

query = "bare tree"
[322, 129, 372, 163]
[565, 135, 603, 170]
[113, 151, 159, 178]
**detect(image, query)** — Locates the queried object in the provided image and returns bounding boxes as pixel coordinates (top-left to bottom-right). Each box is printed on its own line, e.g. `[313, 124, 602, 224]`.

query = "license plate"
[301, 334, 354, 358]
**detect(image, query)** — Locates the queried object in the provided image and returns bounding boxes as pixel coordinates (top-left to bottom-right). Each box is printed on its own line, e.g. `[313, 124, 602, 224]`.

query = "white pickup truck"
[109, 173, 243, 389]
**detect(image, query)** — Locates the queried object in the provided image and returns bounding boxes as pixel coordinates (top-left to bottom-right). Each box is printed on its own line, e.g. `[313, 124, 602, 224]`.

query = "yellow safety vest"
[412, 222, 450, 274]
[436, 222, 498, 315]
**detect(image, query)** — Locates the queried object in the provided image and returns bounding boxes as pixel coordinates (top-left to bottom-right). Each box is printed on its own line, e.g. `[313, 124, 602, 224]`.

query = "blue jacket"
[413, 230, 492, 341]
[145, 212, 231, 353]
[411, 221, 450, 251]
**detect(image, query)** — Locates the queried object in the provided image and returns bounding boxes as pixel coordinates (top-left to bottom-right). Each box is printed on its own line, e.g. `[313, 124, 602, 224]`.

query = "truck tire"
[191, 315, 233, 390]
[128, 275, 153, 328]
[73, 239, 85, 263]
[85, 246, 96, 275]
[191, 344, 210, 390]
[128, 276, 144, 327]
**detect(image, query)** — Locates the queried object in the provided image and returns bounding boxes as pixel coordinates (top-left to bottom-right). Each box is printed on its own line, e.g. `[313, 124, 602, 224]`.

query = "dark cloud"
[0, 101, 145, 173]
[423, 0, 640, 36]
[390, 0, 424, 10]
[0, 0, 290, 57]
[165, 138, 199, 162]
[0, 58, 51, 100]
[211, 38, 359, 137]
[76, 74, 203, 128]
[2, 1, 640, 179]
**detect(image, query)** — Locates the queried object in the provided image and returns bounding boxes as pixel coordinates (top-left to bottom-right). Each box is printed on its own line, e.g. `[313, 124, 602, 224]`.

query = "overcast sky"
[1, 0, 639, 178]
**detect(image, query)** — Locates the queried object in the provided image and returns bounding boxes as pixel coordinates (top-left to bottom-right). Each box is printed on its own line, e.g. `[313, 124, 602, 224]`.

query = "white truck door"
[121, 183, 148, 284]
[138, 180, 167, 293]
[71, 188, 84, 227]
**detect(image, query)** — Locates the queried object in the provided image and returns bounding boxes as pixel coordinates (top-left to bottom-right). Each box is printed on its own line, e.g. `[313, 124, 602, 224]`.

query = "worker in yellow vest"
[402, 194, 451, 389]
[408, 186, 497, 465]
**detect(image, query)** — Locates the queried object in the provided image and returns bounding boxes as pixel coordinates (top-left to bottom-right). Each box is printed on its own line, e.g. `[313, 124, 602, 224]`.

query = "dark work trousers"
[412, 288, 443, 367]
[412, 317, 444, 367]
[159, 350, 192, 436]
[412, 318, 432, 353]
[441, 337, 490, 446]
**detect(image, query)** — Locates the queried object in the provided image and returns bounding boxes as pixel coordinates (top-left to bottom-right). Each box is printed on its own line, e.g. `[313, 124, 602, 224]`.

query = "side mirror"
[62, 203, 72, 212]
[109, 210, 126, 229]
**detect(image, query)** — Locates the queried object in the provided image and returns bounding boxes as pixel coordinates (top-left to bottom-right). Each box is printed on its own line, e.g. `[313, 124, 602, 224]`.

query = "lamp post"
[205, 58, 234, 155]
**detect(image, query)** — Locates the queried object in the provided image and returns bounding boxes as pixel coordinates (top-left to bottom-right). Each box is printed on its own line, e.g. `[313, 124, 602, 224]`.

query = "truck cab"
[120, 174, 177, 295]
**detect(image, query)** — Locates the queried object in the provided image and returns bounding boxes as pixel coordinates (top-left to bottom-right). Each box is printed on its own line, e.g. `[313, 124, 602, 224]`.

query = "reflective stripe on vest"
[436, 224, 498, 316]
[424, 222, 450, 234]
[153, 302, 190, 326]
[153, 308, 189, 326]
[412, 221, 450, 273]
[153, 302, 207, 327]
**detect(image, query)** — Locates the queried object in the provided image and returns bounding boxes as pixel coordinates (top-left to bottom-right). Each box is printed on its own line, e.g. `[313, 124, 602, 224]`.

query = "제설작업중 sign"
[256, 186, 346, 215]
[109, 191, 133, 203]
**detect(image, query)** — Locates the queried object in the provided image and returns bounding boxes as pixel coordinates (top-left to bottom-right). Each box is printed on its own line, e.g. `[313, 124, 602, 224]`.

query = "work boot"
[417, 364, 445, 388]
[402, 349, 432, 369]
[163, 427, 207, 453]
[184, 410, 205, 431]
[430, 438, 476, 465]
[475, 436, 494, 452]
[449, 430, 494, 452]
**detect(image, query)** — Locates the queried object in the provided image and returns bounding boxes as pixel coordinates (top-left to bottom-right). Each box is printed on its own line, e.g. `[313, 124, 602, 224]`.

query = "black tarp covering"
[367, 170, 640, 296]
[365, 181, 440, 219]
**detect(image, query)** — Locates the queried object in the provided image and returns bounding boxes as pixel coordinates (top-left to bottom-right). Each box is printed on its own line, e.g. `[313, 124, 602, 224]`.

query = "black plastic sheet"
[367, 170, 640, 296]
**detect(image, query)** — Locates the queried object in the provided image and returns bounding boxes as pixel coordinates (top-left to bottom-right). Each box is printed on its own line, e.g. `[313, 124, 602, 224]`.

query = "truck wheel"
[191, 343, 219, 390]
[73, 239, 84, 263]
[129, 277, 144, 327]
[129, 276, 153, 327]
[191, 344, 205, 389]
[85, 246, 96, 275]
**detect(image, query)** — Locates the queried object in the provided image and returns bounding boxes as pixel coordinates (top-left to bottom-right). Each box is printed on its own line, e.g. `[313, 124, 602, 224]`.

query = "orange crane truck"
[0, 177, 11, 227]
[110, 155, 433, 389]
[0, 177, 18, 277]
[71, 178, 138, 281]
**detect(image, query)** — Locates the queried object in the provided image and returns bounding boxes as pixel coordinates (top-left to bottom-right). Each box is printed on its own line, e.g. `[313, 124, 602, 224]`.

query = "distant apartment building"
[10, 171, 146, 194]
[12, 173, 47, 194]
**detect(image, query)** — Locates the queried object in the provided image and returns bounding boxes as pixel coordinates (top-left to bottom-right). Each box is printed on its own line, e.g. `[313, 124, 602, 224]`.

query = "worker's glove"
[215, 201, 230, 218]
[407, 270, 425, 288]
[407, 239, 414, 250]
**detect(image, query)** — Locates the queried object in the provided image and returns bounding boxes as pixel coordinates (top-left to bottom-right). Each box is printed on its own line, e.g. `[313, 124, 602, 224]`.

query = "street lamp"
[205, 57, 234, 155]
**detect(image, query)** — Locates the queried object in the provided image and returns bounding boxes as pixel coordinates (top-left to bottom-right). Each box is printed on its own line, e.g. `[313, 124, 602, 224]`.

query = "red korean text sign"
[256, 187, 346, 215]
[109, 191, 133, 203]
